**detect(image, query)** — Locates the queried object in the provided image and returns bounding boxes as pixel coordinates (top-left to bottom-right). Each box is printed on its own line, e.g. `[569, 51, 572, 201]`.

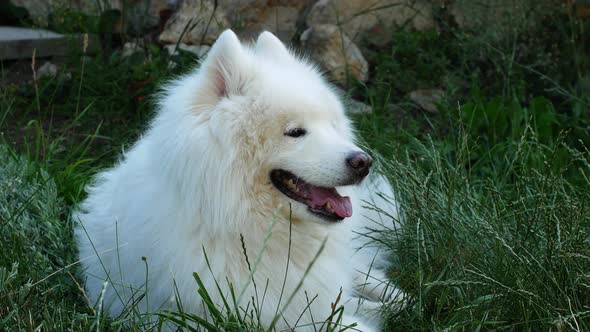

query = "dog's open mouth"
[270, 170, 352, 222]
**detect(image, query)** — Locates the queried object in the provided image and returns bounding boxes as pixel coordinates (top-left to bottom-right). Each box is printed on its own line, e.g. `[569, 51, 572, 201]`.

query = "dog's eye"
[285, 128, 307, 138]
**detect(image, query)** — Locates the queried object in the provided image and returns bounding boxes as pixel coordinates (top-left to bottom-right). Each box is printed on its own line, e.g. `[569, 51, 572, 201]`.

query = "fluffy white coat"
[74, 30, 401, 332]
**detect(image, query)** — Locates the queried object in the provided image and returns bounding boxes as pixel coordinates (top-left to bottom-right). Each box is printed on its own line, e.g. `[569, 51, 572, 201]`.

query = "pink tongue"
[308, 187, 353, 218]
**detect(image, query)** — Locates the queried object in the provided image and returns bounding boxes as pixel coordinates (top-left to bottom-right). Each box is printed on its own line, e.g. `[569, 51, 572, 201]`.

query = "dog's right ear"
[200, 29, 249, 99]
[255, 31, 291, 61]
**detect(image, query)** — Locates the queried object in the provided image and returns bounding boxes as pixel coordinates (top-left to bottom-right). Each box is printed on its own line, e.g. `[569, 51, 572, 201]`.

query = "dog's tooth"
[325, 202, 332, 211]
[286, 179, 298, 191]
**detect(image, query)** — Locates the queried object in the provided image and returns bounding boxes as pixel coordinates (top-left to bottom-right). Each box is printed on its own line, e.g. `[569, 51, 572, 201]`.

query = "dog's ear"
[200, 29, 249, 98]
[255, 31, 291, 61]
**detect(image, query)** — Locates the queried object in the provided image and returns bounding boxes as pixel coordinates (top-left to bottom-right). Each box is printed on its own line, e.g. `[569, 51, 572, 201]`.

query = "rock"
[409, 88, 445, 113]
[223, 0, 312, 40]
[343, 97, 372, 114]
[37, 62, 58, 79]
[158, 0, 229, 46]
[300, 24, 368, 85]
[159, 0, 310, 46]
[307, 0, 435, 47]
[35, 61, 72, 80]
[164, 43, 210, 57]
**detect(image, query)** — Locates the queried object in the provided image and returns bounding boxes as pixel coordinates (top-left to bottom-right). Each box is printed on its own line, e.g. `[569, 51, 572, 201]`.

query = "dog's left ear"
[255, 31, 291, 61]
[200, 29, 250, 99]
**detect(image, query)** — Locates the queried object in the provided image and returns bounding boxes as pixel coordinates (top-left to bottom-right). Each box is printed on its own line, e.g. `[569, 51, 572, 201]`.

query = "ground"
[1, 4, 590, 332]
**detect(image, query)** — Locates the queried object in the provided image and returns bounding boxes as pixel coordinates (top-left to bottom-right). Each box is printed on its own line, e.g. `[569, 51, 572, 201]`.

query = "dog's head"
[162, 30, 372, 225]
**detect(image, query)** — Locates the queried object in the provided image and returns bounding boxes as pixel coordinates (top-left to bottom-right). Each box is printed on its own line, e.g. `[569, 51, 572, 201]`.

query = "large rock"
[159, 0, 311, 45]
[223, 0, 313, 40]
[158, 0, 229, 45]
[307, 0, 435, 47]
[300, 24, 368, 85]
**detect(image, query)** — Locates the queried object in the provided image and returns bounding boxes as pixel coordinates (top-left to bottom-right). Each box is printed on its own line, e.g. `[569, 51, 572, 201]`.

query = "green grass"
[0, 146, 94, 330]
[1, 3, 590, 331]
[378, 125, 590, 330]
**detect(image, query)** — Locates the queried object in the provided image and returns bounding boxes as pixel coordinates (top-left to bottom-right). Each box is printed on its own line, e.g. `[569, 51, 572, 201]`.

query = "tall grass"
[0, 146, 94, 331]
[1, 1, 590, 330]
[372, 117, 590, 330]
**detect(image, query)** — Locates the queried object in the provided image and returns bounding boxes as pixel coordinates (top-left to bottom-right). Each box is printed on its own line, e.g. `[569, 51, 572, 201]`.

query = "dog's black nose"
[346, 151, 373, 178]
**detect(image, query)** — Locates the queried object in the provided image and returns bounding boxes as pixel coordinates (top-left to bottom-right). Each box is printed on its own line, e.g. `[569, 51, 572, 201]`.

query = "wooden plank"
[0, 26, 99, 60]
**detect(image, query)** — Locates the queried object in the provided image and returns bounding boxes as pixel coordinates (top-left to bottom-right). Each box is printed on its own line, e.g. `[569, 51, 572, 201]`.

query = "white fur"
[74, 30, 401, 331]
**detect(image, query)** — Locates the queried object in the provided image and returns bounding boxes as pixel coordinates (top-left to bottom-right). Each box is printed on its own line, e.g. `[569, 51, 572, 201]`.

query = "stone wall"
[9, 0, 569, 85]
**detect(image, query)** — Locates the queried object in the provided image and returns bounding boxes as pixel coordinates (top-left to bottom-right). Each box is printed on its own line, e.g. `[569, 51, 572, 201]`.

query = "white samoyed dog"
[74, 30, 402, 331]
